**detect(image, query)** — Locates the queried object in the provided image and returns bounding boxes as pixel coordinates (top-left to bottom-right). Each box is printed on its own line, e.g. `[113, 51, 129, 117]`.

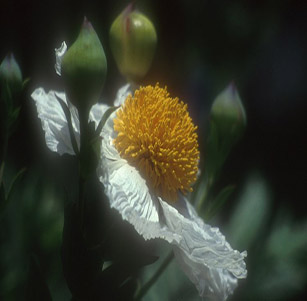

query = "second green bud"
[110, 4, 157, 83]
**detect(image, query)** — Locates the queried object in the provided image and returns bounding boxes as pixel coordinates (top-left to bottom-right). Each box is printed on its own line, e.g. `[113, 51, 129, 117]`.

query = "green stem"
[77, 106, 90, 231]
[0, 119, 9, 184]
[195, 172, 215, 212]
[134, 252, 174, 300]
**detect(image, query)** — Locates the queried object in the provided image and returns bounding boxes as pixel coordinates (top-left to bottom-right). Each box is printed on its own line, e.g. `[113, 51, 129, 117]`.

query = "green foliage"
[227, 173, 271, 250]
[227, 173, 307, 300]
[0, 169, 69, 300]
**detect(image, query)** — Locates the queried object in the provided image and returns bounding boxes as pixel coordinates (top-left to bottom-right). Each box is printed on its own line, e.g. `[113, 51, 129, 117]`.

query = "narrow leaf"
[22, 77, 31, 89]
[95, 106, 118, 137]
[0, 181, 6, 213]
[55, 95, 79, 156]
[6, 167, 26, 202]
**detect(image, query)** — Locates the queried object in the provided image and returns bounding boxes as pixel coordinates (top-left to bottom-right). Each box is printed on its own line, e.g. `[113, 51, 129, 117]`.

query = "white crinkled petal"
[159, 198, 247, 299]
[31, 87, 110, 156]
[98, 102, 247, 300]
[54, 41, 67, 76]
[31, 88, 80, 155]
[99, 111, 180, 242]
[113, 83, 132, 106]
[174, 246, 238, 301]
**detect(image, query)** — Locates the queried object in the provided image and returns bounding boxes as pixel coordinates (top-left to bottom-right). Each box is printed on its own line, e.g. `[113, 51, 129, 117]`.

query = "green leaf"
[22, 77, 31, 89]
[205, 185, 236, 221]
[8, 106, 21, 136]
[55, 95, 79, 156]
[94, 106, 118, 137]
[0, 161, 4, 185]
[6, 167, 26, 201]
[0, 181, 6, 212]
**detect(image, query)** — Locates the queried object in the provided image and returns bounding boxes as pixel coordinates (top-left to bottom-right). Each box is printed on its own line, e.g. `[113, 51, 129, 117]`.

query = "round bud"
[110, 4, 157, 83]
[61, 18, 107, 111]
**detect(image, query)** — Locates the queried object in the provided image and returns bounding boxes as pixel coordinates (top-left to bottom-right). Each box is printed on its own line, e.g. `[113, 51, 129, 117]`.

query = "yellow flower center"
[113, 84, 200, 201]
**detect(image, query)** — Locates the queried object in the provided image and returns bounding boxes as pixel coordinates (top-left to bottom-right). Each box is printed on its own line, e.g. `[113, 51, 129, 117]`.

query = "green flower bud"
[206, 83, 246, 178]
[62, 18, 107, 111]
[0, 53, 22, 102]
[109, 4, 157, 83]
[211, 82, 246, 144]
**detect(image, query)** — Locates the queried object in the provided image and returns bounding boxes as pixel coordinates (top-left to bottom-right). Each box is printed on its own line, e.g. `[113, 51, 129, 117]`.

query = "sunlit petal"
[31, 88, 79, 155]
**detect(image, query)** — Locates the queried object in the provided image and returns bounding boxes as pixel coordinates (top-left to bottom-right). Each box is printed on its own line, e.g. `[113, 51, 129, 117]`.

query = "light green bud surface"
[62, 18, 107, 111]
[110, 5, 157, 82]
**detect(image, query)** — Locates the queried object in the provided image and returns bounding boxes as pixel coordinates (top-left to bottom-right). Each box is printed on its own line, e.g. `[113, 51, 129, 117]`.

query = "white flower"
[31, 42, 247, 301]
[99, 85, 247, 300]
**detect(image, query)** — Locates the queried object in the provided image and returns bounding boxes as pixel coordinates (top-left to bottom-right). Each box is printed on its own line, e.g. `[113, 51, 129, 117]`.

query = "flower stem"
[134, 251, 174, 300]
[0, 119, 9, 185]
[78, 106, 90, 230]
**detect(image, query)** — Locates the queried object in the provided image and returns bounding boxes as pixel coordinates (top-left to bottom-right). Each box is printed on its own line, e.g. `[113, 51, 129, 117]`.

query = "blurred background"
[1, 0, 307, 300]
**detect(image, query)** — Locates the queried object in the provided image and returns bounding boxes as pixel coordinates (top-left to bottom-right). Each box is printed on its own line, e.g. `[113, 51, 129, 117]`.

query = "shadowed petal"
[174, 246, 239, 300]
[159, 197, 247, 299]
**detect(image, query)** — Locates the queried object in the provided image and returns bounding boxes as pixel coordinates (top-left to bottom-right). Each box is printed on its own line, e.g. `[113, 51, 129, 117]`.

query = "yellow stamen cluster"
[113, 84, 200, 202]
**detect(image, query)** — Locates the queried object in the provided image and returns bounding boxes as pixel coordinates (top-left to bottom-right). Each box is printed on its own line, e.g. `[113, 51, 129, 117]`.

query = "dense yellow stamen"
[113, 84, 200, 202]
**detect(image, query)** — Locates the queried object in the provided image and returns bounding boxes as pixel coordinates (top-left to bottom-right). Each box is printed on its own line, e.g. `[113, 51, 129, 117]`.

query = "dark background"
[1, 0, 307, 300]
[1, 0, 307, 216]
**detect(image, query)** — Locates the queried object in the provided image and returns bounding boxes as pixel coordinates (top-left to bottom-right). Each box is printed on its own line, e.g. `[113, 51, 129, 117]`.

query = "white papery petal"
[99, 87, 247, 300]
[159, 198, 247, 299]
[54, 41, 67, 76]
[99, 112, 180, 242]
[31, 88, 79, 155]
[31, 87, 110, 156]
[113, 83, 132, 106]
[174, 246, 238, 301]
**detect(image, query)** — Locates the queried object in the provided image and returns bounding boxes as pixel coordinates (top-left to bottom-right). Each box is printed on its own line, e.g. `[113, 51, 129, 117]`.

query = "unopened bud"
[211, 82, 246, 144]
[0, 53, 22, 102]
[205, 83, 246, 177]
[109, 4, 157, 82]
[62, 18, 107, 111]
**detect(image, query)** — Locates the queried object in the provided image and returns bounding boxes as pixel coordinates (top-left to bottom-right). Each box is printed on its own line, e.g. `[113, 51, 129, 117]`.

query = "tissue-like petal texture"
[99, 109, 247, 300]
[159, 198, 247, 299]
[99, 112, 179, 242]
[174, 246, 239, 301]
[31, 88, 79, 155]
[31, 88, 109, 155]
